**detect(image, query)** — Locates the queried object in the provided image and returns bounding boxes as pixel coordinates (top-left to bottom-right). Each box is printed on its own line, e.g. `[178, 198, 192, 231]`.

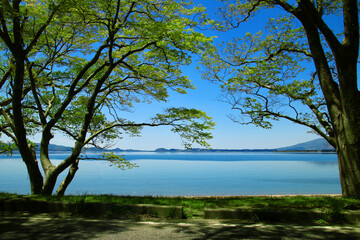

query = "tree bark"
[56, 159, 80, 196]
[12, 46, 43, 195]
[336, 132, 360, 198]
[291, 0, 360, 198]
[24, 144, 44, 194]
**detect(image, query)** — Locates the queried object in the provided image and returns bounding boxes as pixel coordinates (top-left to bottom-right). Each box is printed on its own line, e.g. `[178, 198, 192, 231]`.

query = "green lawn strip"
[1, 192, 360, 220]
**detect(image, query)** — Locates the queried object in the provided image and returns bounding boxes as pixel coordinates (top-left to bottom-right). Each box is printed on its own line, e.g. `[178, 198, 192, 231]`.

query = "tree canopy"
[0, 0, 214, 195]
[202, 0, 360, 197]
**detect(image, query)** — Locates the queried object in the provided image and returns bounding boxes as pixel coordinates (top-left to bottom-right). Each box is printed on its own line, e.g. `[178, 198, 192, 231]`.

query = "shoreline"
[168, 194, 342, 198]
[1, 192, 342, 198]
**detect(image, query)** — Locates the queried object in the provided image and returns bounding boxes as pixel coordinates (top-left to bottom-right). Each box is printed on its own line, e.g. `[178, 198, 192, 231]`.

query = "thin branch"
[121, 2, 137, 27]
[53, 125, 78, 141]
[0, 3, 14, 50]
[0, 65, 13, 90]
[24, 3, 60, 54]
[45, 44, 109, 130]
[84, 121, 183, 146]
[0, 98, 12, 107]
[27, 61, 47, 125]
[0, 107, 15, 132]
[44, 86, 56, 119]
[0, 128, 17, 143]
[222, 46, 312, 68]
[268, 110, 332, 143]
[74, 62, 109, 95]
[117, 41, 157, 63]
[220, 0, 263, 29]
[304, 96, 334, 137]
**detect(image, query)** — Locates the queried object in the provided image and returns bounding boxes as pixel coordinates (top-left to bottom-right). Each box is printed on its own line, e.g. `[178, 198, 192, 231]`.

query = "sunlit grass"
[1, 192, 359, 209]
[1, 192, 359, 220]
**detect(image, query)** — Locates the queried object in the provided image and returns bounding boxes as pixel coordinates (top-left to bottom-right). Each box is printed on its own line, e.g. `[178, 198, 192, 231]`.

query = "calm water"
[0, 152, 341, 196]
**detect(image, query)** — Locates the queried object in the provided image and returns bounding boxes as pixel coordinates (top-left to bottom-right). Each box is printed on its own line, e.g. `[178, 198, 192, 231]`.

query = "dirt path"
[1, 214, 360, 239]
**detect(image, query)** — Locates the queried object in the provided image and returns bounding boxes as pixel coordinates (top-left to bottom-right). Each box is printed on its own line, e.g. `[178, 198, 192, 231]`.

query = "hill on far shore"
[35, 138, 335, 153]
[276, 138, 335, 151]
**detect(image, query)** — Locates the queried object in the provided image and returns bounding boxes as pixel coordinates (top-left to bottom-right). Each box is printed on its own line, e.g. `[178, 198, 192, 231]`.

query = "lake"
[0, 152, 341, 196]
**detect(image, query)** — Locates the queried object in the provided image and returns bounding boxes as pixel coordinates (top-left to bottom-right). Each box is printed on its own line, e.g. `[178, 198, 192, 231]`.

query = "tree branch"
[220, 0, 263, 29]
[0, 106, 15, 133]
[304, 96, 334, 137]
[0, 128, 17, 143]
[0, 65, 13, 90]
[227, 46, 312, 67]
[27, 61, 47, 125]
[297, 0, 342, 57]
[270, 110, 332, 143]
[24, 3, 60, 54]
[45, 44, 109, 130]
[83, 121, 183, 146]
[0, 2, 14, 50]
[53, 125, 78, 141]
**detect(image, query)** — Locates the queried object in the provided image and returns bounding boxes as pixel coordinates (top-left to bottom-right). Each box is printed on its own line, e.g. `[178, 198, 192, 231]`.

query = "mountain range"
[276, 138, 335, 151]
[42, 138, 335, 152]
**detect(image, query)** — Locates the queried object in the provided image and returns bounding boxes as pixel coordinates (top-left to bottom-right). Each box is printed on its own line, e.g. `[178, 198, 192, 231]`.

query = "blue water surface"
[0, 152, 341, 196]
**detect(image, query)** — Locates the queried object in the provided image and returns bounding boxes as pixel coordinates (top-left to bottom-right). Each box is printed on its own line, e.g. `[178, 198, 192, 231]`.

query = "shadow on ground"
[0, 214, 126, 240]
[1, 214, 360, 240]
[149, 220, 360, 240]
[188, 223, 360, 239]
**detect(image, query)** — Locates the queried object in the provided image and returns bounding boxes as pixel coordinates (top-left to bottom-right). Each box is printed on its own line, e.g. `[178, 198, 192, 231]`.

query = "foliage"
[0, 0, 214, 195]
[202, 0, 360, 197]
[202, 0, 358, 142]
[101, 152, 138, 170]
[0, 138, 17, 156]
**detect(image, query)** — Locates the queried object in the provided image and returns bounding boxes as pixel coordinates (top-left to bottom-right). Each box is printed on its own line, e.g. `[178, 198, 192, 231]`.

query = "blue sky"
[92, 1, 310, 150]
[59, 0, 322, 150]
[38, 1, 355, 150]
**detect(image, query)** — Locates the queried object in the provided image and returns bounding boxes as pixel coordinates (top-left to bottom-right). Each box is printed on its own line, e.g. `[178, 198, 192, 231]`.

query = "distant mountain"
[154, 148, 274, 152]
[35, 144, 143, 152]
[31, 138, 335, 153]
[155, 138, 335, 152]
[276, 138, 335, 151]
[35, 144, 72, 152]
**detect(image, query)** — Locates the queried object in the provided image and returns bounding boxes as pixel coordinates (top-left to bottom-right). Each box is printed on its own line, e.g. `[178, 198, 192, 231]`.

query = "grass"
[1, 192, 360, 221]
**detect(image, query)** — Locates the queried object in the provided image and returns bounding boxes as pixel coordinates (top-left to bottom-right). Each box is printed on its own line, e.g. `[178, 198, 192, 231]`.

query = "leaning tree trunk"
[56, 159, 80, 196]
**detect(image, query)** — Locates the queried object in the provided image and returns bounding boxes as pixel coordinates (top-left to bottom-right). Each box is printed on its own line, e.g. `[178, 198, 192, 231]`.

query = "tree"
[202, 0, 360, 197]
[0, 0, 214, 195]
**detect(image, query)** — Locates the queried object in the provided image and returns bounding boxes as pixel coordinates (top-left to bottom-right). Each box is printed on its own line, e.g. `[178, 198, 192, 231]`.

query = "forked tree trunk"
[26, 144, 44, 194]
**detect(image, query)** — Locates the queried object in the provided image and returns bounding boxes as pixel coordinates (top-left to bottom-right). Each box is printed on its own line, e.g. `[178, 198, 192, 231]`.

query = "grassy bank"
[1, 193, 360, 223]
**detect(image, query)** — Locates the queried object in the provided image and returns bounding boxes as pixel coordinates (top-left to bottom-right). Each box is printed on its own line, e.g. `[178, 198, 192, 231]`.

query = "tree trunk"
[334, 50, 360, 198]
[11, 40, 44, 195]
[27, 144, 44, 194]
[56, 159, 80, 196]
[295, 1, 360, 198]
[336, 139, 360, 198]
[334, 102, 360, 198]
[23, 153, 44, 195]
[41, 170, 59, 195]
